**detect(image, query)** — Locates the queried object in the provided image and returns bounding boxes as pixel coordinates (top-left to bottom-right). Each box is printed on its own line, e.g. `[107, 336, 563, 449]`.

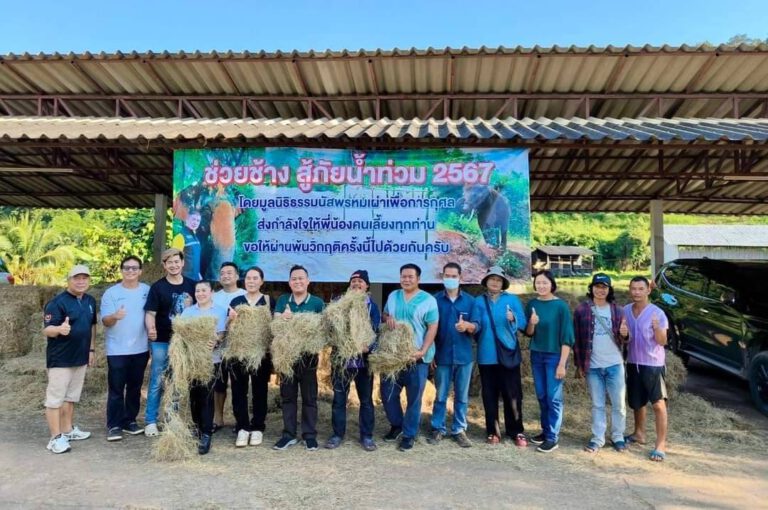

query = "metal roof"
[1, 45, 768, 121]
[664, 225, 768, 247]
[0, 115, 767, 213]
[535, 246, 597, 256]
[1, 115, 767, 142]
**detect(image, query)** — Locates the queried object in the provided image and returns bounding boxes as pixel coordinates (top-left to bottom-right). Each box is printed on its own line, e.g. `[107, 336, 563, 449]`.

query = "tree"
[0, 210, 89, 284]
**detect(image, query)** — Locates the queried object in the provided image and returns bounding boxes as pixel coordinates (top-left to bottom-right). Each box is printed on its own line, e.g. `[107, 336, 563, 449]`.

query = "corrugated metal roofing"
[1, 45, 767, 120]
[1, 115, 767, 142]
[664, 225, 768, 247]
[0, 114, 767, 213]
[536, 246, 597, 256]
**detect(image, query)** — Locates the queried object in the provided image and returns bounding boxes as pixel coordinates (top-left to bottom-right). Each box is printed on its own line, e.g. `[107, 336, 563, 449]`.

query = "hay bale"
[223, 305, 272, 372]
[168, 316, 217, 393]
[665, 353, 687, 398]
[270, 313, 326, 377]
[152, 410, 197, 462]
[368, 322, 415, 380]
[324, 291, 375, 369]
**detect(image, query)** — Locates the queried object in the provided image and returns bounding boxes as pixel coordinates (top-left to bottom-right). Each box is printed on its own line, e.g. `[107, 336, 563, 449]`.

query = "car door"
[697, 278, 744, 370]
[671, 266, 712, 356]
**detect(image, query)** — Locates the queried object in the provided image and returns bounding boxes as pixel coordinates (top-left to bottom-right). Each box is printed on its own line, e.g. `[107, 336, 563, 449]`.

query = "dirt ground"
[2, 285, 767, 509]
[1, 373, 767, 510]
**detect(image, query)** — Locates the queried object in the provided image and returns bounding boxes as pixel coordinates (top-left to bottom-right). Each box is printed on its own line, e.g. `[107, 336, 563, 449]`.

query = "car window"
[705, 280, 735, 303]
[662, 265, 687, 287]
[678, 267, 708, 296]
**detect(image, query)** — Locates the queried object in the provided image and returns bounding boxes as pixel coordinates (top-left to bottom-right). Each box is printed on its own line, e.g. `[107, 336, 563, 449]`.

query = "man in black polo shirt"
[42, 264, 97, 454]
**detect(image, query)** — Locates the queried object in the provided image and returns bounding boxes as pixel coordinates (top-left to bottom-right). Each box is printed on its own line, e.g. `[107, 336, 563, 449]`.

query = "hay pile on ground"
[664, 353, 687, 398]
[368, 322, 414, 380]
[152, 405, 197, 462]
[270, 313, 326, 376]
[324, 291, 376, 369]
[224, 305, 272, 372]
[168, 316, 217, 394]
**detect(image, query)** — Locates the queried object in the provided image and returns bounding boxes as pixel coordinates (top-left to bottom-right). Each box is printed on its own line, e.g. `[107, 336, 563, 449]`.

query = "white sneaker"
[64, 425, 91, 441]
[144, 423, 159, 437]
[249, 430, 263, 446]
[235, 429, 250, 447]
[47, 435, 71, 454]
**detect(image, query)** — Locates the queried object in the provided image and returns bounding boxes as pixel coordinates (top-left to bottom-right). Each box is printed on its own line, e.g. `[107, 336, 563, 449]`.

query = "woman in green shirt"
[525, 270, 574, 453]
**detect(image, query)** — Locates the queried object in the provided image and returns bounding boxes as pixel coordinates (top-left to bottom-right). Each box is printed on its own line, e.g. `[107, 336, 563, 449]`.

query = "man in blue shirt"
[428, 262, 479, 448]
[381, 263, 439, 452]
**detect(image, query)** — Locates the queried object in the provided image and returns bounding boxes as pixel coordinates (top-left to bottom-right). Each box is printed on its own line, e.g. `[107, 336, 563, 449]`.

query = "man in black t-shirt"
[143, 248, 197, 436]
[42, 264, 97, 454]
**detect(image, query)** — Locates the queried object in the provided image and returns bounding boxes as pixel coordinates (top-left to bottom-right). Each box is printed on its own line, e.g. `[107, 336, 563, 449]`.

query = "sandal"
[624, 434, 646, 445]
[612, 440, 627, 452]
[486, 434, 500, 445]
[583, 441, 600, 453]
[649, 449, 666, 462]
[212, 423, 221, 434]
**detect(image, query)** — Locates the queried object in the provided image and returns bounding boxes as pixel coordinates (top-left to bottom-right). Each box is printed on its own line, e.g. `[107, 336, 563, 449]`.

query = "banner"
[172, 148, 530, 284]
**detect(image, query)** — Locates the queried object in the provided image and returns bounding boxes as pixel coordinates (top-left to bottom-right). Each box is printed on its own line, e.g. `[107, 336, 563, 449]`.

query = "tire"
[666, 317, 689, 367]
[748, 352, 768, 417]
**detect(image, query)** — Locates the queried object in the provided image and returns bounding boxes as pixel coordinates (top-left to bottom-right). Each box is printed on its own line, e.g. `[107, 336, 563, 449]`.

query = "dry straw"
[168, 315, 217, 394]
[224, 304, 272, 372]
[368, 321, 415, 380]
[270, 312, 326, 376]
[152, 404, 197, 462]
[324, 291, 375, 369]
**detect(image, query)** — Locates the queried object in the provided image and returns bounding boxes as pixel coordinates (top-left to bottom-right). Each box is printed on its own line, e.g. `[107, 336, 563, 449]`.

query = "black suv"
[653, 258, 768, 416]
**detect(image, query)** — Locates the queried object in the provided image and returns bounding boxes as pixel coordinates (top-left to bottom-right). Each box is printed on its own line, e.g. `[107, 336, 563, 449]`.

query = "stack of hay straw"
[153, 315, 217, 462]
[270, 312, 326, 377]
[324, 291, 376, 369]
[368, 321, 414, 380]
[223, 304, 272, 372]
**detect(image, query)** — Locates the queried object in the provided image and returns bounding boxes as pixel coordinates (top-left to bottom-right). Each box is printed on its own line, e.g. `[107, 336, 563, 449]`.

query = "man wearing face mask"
[427, 262, 479, 448]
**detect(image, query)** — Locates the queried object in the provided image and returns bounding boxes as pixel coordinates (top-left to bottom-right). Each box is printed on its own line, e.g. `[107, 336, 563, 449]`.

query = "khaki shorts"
[45, 365, 87, 408]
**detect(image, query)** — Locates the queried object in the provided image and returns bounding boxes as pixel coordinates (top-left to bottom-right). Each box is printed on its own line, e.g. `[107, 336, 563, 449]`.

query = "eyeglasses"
[122, 266, 141, 271]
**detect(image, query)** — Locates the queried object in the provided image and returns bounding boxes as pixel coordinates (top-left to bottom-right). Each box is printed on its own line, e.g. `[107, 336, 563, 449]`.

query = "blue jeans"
[587, 363, 627, 446]
[332, 366, 374, 440]
[145, 342, 169, 425]
[380, 363, 428, 440]
[430, 363, 473, 435]
[531, 351, 564, 443]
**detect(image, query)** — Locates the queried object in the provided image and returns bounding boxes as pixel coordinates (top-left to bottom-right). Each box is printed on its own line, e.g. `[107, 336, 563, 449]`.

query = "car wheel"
[667, 318, 689, 366]
[748, 352, 768, 417]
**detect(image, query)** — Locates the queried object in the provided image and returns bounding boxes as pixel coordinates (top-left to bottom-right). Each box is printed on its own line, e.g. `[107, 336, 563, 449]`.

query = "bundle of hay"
[152, 408, 197, 462]
[324, 291, 376, 369]
[168, 316, 217, 393]
[270, 312, 326, 377]
[224, 305, 272, 372]
[368, 322, 415, 380]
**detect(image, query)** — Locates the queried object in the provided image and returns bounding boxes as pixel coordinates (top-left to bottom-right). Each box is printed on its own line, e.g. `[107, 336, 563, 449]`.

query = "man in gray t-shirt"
[100, 256, 151, 442]
[572, 273, 628, 453]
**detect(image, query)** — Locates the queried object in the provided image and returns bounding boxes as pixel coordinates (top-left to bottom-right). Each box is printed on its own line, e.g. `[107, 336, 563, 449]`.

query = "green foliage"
[0, 208, 159, 284]
[440, 212, 482, 239]
[496, 250, 526, 279]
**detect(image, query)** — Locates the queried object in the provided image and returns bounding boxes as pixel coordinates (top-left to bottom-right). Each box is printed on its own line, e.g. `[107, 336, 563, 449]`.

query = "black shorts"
[213, 360, 230, 393]
[626, 363, 667, 410]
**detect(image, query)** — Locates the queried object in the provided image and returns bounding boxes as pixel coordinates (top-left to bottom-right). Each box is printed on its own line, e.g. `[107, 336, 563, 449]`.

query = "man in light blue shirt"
[381, 263, 439, 452]
[100, 256, 150, 442]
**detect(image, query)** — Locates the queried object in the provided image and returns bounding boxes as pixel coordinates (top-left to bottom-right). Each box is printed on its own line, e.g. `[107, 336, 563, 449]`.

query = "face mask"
[443, 278, 460, 290]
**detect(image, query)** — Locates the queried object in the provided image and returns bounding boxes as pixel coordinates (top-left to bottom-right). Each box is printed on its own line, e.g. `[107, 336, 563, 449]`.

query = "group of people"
[42, 249, 670, 462]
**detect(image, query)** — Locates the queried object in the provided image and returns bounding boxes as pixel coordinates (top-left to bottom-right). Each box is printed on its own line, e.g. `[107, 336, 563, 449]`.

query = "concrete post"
[152, 193, 168, 262]
[650, 199, 664, 277]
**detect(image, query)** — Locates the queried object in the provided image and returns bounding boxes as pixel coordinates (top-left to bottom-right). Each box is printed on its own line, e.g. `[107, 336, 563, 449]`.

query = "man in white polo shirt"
[100, 255, 151, 442]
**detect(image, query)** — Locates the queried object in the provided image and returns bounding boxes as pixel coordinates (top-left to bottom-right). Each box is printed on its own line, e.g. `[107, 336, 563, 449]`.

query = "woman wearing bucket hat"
[472, 266, 528, 446]
[525, 270, 574, 453]
[573, 273, 629, 454]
